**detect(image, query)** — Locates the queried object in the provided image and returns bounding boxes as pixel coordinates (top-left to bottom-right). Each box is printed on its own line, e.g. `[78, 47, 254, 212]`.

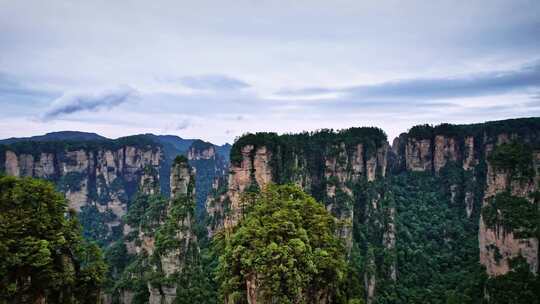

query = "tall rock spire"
[148, 155, 199, 304]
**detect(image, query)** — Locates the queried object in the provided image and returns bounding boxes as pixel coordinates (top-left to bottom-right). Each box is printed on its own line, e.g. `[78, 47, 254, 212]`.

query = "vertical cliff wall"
[0, 136, 163, 244]
[391, 119, 540, 279]
[187, 139, 229, 218]
[209, 118, 540, 303]
[111, 156, 200, 304]
[206, 128, 388, 244]
[206, 128, 391, 304]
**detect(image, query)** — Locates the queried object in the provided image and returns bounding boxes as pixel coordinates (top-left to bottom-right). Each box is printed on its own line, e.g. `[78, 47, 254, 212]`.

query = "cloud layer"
[42, 86, 138, 121]
[277, 61, 540, 101]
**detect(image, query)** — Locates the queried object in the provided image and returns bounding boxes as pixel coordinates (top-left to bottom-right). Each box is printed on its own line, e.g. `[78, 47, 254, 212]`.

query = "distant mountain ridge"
[0, 131, 230, 155]
[0, 131, 109, 144]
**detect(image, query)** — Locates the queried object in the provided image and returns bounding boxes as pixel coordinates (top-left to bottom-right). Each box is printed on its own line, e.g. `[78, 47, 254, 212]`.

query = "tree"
[217, 184, 346, 304]
[0, 175, 106, 303]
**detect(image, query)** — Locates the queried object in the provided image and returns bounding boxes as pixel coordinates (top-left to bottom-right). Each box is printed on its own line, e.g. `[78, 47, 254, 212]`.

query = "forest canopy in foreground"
[0, 175, 106, 304]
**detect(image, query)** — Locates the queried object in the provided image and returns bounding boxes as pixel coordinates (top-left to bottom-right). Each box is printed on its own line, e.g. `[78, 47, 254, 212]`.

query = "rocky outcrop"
[205, 119, 540, 303]
[223, 145, 273, 230]
[405, 138, 433, 172]
[205, 129, 391, 304]
[188, 142, 216, 160]
[433, 135, 460, 173]
[391, 121, 540, 279]
[147, 157, 198, 304]
[187, 139, 229, 217]
[400, 133, 461, 174]
[382, 207, 397, 281]
[207, 130, 389, 241]
[114, 157, 199, 304]
[396, 133, 469, 174]
[479, 141, 539, 277]
[205, 177, 229, 238]
[462, 136, 477, 170]
[364, 249, 377, 304]
[1, 141, 162, 244]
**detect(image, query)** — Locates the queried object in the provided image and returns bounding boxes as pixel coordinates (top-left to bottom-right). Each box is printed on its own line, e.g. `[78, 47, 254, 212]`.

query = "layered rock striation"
[112, 156, 199, 304]
[206, 128, 389, 248]
[392, 119, 540, 277]
[0, 136, 162, 242]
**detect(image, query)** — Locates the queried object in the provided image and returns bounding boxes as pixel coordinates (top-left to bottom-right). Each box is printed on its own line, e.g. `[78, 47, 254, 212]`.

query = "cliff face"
[150, 158, 198, 304]
[1, 139, 162, 243]
[188, 142, 216, 160]
[479, 137, 539, 277]
[209, 118, 540, 303]
[113, 157, 199, 304]
[224, 144, 274, 230]
[207, 129, 389, 251]
[396, 133, 466, 174]
[392, 122, 540, 278]
[187, 139, 229, 217]
[205, 129, 389, 304]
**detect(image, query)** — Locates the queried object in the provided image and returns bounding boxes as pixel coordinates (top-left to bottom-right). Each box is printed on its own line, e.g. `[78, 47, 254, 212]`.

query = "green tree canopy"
[217, 184, 346, 304]
[0, 175, 106, 303]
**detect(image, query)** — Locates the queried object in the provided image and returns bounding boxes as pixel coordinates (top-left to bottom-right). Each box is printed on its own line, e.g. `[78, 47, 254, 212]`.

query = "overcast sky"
[1, 0, 539, 144]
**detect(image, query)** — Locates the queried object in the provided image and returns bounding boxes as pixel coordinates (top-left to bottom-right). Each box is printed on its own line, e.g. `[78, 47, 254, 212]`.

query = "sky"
[1, 0, 539, 144]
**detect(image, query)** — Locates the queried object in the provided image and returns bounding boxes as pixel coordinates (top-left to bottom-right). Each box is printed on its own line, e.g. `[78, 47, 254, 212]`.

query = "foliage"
[125, 193, 168, 233]
[217, 184, 346, 303]
[485, 256, 540, 304]
[154, 195, 194, 255]
[407, 117, 540, 141]
[488, 142, 535, 181]
[0, 134, 160, 158]
[0, 175, 106, 303]
[191, 158, 222, 217]
[407, 123, 461, 139]
[370, 172, 487, 304]
[174, 154, 189, 164]
[408, 124, 434, 139]
[230, 127, 387, 166]
[482, 192, 539, 238]
[57, 171, 85, 192]
[78, 205, 119, 246]
[110, 165, 218, 304]
[190, 139, 214, 152]
[230, 132, 281, 164]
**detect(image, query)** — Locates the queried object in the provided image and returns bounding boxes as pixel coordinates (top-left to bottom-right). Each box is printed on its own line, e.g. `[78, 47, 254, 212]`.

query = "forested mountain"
[0, 131, 109, 144]
[207, 117, 540, 303]
[1, 117, 538, 303]
[0, 133, 229, 247]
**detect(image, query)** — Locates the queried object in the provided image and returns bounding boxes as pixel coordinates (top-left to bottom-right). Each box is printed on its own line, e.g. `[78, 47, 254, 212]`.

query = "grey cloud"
[176, 120, 190, 130]
[42, 86, 137, 120]
[278, 61, 540, 102]
[179, 74, 250, 91]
